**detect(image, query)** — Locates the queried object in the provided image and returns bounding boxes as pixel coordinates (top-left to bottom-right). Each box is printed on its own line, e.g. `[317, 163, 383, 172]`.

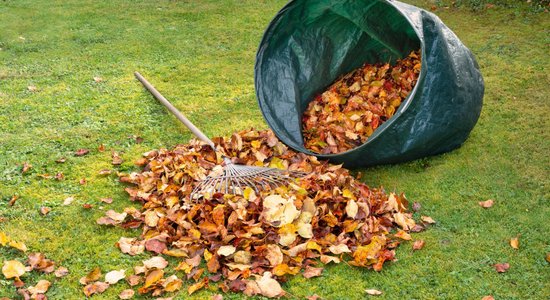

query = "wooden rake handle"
[134, 71, 217, 151]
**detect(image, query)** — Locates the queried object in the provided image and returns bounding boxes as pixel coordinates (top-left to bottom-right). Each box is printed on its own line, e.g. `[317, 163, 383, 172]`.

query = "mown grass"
[0, 0, 548, 299]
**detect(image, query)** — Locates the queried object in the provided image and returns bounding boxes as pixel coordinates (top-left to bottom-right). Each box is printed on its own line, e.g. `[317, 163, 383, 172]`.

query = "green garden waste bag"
[255, 0, 484, 168]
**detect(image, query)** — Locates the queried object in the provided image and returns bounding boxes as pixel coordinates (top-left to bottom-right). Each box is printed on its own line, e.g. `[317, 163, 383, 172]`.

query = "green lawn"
[0, 0, 548, 299]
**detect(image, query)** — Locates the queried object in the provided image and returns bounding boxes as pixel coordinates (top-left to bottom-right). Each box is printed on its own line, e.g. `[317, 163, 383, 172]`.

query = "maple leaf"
[2, 260, 26, 279]
[494, 263, 510, 273]
[479, 199, 494, 208]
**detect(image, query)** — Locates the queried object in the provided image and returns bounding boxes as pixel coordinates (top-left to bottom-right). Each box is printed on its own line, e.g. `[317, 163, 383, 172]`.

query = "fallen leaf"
[510, 236, 519, 250]
[412, 202, 421, 212]
[143, 269, 164, 288]
[83, 281, 109, 297]
[2, 260, 26, 279]
[211, 294, 223, 300]
[365, 289, 383, 296]
[93, 76, 103, 83]
[329, 244, 351, 255]
[394, 230, 411, 240]
[100, 198, 113, 204]
[117, 237, 144, 256]
[98, 144, 106, 152]
[63, 197, 75, 206]
[187, 278, 207, 295]
[162, 274, 183, 292]
[40, 206, 50, 216]
[412, 240, 425, 251]
[98, 169, 112, 175]
[345, 199, 358, 218]
[306, 295, 321, 300]
[8, 195, 19, 206]
[481, 296, 495, 300]
[75, 149, 90, 156]
[479, 199, 494, 208]
[56, 157, 66, 163]
[494, 262, 510, 273]
[79, 178, 87, 185]
[421, 216, 436, 224]
[22, 162, 32, 174]
[8, 240, 27, 252]
[105, 269, 126, 284]
[127, 274, 141, 286]
[256, 272, 284, 298]
[142, 256, 168, 269]
[0, 232, 9, 246]
[546, 253, 550, 263]
[303, 266, 323, 278]
[217, 245, 236, 257]
[80, 267, 102, 285]
[27, 85, 37, 92]
[145, 239, 166, 254]
[55, 266, 69, 278]
[28, 279, 51, 295]
[119, 289, 135, 299]
[112, 152, 123, 165]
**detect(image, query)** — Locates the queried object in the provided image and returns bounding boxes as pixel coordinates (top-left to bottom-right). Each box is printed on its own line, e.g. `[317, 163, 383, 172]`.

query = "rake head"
[190, 158, 304, 200]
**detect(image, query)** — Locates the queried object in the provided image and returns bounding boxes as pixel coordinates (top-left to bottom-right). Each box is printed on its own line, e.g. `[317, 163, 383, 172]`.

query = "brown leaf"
[2, 260, 26, 279]
[83, 281, 109, 297]
[143, 269, 163, 288]
[82, 203, 93, 209]
[412, 240, 425, 251]
[98, 144, 106, 152]
[75, 149, 90, 156]
[22, 162, 32, 174]
[394, 230, 411, 240]
[117, 237, 144, 256]
[80, 267, 102, 285]
[306, 295, 321, 300]
[56, 157, 66, 163]
[119, 289, 135, 299]
[546, 253, 550, 263]
[303, 266, 323, 278]
[145, 239, 167, 254]
[479, 199, 494, 208]
[40, 206, 50, 216]
[100, 197, 113, 204]
[112, 152, 123, 165]
[79, 178, 87, 185]
[365, 289, 383, 296]
[187, 278, 207, 295]
[494, 263, 510, 273]
[8, 195, 19, 206]
[28, 279, 51, 295]
[510, 236, 519, 250]
[255, 272, 284, 298]
[142, 256, 168, 269]
[55, 267, 69, 278]
[412, 202, 421, 212]
[127, 274, 141, 286]
[481, 296, 495, 300]
[420, 216, 436, 224]
[211, 294, 223, 300]
[98, 169, 112, 175]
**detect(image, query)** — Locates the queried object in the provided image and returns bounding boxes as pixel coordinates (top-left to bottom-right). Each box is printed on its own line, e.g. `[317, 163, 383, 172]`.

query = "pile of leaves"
[98, 129, 432, 298]
[302, 50, 421, 154]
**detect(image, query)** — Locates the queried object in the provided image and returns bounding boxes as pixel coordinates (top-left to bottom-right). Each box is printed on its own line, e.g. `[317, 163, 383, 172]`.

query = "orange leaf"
[479, 199, 494, 208]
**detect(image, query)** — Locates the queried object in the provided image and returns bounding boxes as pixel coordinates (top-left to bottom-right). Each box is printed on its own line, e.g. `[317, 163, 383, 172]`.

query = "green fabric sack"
[255, 0, 484, 168]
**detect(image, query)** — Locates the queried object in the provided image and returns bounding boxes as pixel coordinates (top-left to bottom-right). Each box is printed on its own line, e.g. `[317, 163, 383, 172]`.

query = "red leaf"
[494, 263, 510, 273]
[75, 149, 90, 156]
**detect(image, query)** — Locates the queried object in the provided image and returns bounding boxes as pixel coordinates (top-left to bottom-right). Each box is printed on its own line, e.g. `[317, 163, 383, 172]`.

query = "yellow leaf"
[143, 269, 163, 288]
[268, 157, 286, 170]
[0, 232, 9, 246]
[394, 230, 411, 241]
[2, 260, 26, 279]
[342, 189, 356, 200]
[8, 240, 27, 252]
[510, 237, 519, 250]
[251, 140, 262, 149]
[203, 249, 213, 261]
[306, 241, 322, 253]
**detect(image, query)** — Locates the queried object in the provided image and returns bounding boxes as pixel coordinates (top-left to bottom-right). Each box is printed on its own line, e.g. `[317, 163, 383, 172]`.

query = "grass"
[0, 0, 548, 299]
